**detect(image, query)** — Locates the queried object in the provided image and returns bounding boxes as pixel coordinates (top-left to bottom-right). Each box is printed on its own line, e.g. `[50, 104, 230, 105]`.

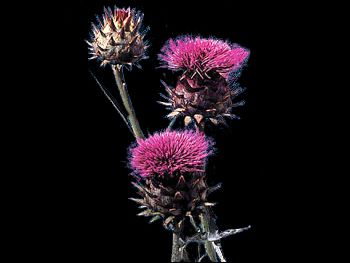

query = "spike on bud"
[174, 191, 184, 200]
[194, 114, 204, 124]
[158, 36, 249, 128]
[176, 175, 187, 189]
[128, 130, 219, 226]
[88, 6, 148, 66]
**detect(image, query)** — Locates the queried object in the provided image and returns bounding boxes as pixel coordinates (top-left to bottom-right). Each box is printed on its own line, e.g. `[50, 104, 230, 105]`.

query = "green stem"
[112, 65, 144, 139]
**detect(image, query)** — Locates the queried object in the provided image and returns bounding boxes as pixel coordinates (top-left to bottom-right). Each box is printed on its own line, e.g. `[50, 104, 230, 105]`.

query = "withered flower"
[87, 6, 149, 67]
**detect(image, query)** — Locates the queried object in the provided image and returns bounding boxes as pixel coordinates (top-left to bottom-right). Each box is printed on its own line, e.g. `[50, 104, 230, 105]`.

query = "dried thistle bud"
[158, 36, 249, 127]
[87, 6, 149, 67]
[128, 130, 214, 229]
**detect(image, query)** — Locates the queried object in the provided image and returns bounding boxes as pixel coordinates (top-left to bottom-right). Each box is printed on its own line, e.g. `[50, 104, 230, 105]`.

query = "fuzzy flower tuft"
[158, 36, 249, 79]
[129, 130, 212, 178]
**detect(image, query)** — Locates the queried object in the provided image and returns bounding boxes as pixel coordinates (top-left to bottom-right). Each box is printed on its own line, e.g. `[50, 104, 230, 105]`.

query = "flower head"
[129, 130, 212, 178]
[87, 6, 149, 67]
[159, 36, 249, 80]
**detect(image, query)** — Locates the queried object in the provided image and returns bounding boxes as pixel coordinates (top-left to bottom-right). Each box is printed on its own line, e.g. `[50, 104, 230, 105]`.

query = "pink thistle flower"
[129, 130, 212, 178]
[158, 36, 249, 80]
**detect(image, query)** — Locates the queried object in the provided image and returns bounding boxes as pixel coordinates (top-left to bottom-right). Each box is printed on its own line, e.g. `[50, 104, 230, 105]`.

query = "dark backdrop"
[43, 0, 310, 261]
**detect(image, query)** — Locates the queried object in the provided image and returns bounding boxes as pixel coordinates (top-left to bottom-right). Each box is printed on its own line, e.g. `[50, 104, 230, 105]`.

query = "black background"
[30, 0, 321, 261]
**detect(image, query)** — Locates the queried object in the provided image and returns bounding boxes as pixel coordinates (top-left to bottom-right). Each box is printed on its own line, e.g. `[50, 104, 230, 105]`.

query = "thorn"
[85, 40, 93, 47]
[163, 216, 175, 227]
[100, 60, 108, 67]
[222, 113, 240, 120]
[222, 94, 231, 101]
[204, 202, 217, 207]
[109, 36, 117, 45]
[109, 18, 117, 31]
[196, 68, 204, 79]
[129, 35, 138, 46]
[176, 175, 186, 188]
[186, 212, 200, 232]
[218, 116, 229, 126]
[177, 219, 184, 229]
[159, 93, 172, 103]
[204, 72, 211, 79]
[168, 115, 178, 129]
[91, 23, 99, 34]
[184, 116, 192, 126]
[157, 101, 172, 106]
[209, 118, 219, 125]
[131, 181, 144, 192]
[124, 13, 132, 29]
[194, 114, 204, 124]
[169, 208, 182, 216]
[190, 71, 197, 79]
[208, 183, 222, 195]
[192, 178, 201, 188]
[103, 7, 110, 18]
[99, 29, 107, 38]
[167, 111, 180, 118]
[232, 100, 246, 107]
[159, 184, 172, 195]
[134, 63, 142, 69]
[149, 215, 161, 223]
[174, 191, 184, 200]
[128, 198, 145, 205]
[160, 79, 173, 94]
[198, 253, 208, 262]
[207, 226, 251, 242]
[88, 70, 133, 134]
[174, 108, 186, 112]
[137, 209, 152, 216]
[97, 44, 108, 52]
[120, 26, 125, 38]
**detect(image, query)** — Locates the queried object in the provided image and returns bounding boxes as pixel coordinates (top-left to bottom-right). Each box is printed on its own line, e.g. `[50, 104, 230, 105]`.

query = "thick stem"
[200, 211, 218, 262]
[171, 232, 182, 262]
[112, 65, 145, 139]
[200, 208, 227, 262]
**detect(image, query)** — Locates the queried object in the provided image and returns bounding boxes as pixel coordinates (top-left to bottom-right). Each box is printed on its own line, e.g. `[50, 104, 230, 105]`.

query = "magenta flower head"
[129, 130, 214, 227]
[129, 130, 212, 178]
[158, 36, 249, 80]
[157, 36, 249, 128]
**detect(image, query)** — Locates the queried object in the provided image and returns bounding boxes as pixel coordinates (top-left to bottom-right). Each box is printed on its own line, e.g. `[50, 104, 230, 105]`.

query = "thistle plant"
[158, 36, 249, 129]
[88, 5, 250, 262]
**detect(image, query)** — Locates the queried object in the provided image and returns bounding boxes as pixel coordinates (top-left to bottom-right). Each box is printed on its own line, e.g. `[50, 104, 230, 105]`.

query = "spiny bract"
[128, 130, 216, 229]
[87, 6, 149, 67]
[158, 36, 249, 128]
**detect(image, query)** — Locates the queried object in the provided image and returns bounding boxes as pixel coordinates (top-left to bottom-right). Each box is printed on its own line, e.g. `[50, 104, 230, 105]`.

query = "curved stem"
[112, 65, 145, 139]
